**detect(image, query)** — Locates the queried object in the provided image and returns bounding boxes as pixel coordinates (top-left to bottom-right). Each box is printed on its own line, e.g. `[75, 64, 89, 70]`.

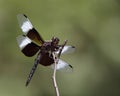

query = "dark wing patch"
[17, 35, 40, 57]
[39, 52, 54, 66]
[22, 42, 40, 57]
[27, 28, 44, 45]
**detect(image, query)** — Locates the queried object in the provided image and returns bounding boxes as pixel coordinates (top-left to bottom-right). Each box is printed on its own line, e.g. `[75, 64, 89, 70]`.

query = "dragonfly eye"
[52, 37, 59, 46]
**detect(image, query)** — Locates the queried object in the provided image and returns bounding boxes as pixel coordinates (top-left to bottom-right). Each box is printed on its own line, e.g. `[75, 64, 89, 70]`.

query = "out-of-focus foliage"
[0, 0, 120, 96]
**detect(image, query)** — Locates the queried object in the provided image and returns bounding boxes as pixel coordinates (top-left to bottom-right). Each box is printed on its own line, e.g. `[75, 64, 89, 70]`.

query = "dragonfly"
[16, 14, 75, 86]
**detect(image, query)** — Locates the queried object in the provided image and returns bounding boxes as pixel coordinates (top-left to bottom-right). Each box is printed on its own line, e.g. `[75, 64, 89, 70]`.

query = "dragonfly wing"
[51, 59, 73, 72]
[16, 35, 39, 57]
[56, 45, 75, 54]
[17, 14, 44, 45]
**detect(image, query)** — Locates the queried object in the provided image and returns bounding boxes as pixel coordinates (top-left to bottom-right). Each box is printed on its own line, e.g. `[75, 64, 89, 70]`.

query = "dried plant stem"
[52, 40, 67, 96]
[52, 53, 60, 96]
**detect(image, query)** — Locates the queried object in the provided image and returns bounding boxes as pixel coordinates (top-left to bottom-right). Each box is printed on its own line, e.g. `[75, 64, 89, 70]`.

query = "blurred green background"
[0, 0, 120, 96]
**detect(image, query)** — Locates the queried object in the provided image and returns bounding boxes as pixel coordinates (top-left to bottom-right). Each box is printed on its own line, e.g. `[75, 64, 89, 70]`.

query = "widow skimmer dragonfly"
[16, 14, 75, 86]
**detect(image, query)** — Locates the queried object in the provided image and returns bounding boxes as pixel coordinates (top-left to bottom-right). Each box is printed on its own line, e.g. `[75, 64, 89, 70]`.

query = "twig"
[52, 52, 60, 96]
[52, 40, 67, 96]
